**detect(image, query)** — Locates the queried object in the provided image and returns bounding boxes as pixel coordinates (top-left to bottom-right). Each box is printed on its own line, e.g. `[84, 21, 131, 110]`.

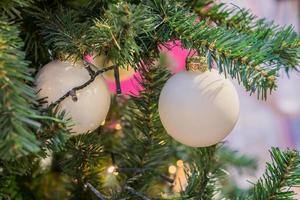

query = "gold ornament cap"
[187, 56, 208, 73]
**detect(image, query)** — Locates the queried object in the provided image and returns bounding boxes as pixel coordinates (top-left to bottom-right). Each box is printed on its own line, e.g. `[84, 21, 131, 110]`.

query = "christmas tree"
[1, 0, 300, 199]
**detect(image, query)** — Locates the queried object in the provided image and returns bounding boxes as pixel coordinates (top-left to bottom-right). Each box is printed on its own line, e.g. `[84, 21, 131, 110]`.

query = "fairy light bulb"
[168, 165, 177, 175]
[115, 123, 122, 130]
[176, 160, 184, 168]
[106, 165, 119, 176]
[107, 166, 116, 173]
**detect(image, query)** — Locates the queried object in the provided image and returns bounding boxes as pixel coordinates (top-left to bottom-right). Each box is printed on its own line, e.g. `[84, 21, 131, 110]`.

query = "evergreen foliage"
[0, 18, 41, 159]
[250, 148, 300, 200]
[0, 0, 300, 199]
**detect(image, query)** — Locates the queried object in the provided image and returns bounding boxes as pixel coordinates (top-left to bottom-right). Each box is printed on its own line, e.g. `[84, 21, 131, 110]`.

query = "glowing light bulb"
[168, 165, 177, 175]
[159, 140, 166, 145]
[107, 165, 119, 175]
[107, 166, 116, 173]
[176, 160, 184, 168]
[115, 123, 122, 130]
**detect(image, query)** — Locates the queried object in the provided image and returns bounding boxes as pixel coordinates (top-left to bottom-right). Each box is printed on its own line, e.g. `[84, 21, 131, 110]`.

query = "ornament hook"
[187, 56, 208, 73]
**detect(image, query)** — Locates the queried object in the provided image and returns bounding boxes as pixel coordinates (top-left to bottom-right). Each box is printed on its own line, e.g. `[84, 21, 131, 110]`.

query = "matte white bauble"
[36, 60, 111, 134]
[158, 69, 240, 147]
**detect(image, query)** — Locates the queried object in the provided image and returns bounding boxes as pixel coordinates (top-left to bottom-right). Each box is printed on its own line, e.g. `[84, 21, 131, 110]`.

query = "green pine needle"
[249, 147, 300, 200]
[0, 18, 41, 159]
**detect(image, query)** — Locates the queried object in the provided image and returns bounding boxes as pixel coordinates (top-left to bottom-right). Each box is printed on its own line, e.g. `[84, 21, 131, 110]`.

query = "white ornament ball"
[158, 69, 240, 147]
[36, 60, 111, 134]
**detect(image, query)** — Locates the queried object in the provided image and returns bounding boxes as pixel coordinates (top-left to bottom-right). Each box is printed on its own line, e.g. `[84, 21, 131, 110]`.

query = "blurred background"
[221, 0, 300, 196]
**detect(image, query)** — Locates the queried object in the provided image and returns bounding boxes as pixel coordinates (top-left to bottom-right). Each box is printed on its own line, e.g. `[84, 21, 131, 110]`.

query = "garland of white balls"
[36, 56, 239, 147]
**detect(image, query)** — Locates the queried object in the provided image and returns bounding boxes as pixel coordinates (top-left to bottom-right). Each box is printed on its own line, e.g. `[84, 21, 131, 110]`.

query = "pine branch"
[0, 174, 22, 199]
[87, 1, 160, 66]
[33, 1, 163, 68]
[249, 147, 300, 200]
[0, 154, 42, 198]
[0, 0, 31, 19]
[59, 133, 104, 179]
[57, 132, 106, 199]
[187, 1, 300, 73]
[152, 1, 300, 98]
[184, 0, 259, 32]
[113, 64, 172, 198]
[31, 7, 91, 58]
[35, 108, 71, 152]
[21, 9, 51, 67]
[24, 0, 300, 100]
[0, 18, 41, 159]
[0, 18, 70, 160]
[1, 1, 300, 198]
[182, 145, 224, 200]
